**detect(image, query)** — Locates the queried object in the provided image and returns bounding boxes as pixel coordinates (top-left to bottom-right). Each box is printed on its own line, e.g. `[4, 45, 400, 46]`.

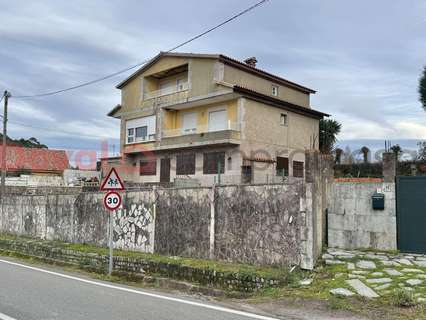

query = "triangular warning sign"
[100, 168, 125, 191]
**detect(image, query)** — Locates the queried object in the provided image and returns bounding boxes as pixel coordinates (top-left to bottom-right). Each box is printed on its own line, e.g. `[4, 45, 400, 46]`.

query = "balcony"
[159, 122, 241, 150]
[142, 83, 189, 108]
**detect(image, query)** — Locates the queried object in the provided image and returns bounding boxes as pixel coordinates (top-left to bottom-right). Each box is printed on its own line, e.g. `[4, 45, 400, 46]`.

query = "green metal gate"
[396, 176, 426, 254]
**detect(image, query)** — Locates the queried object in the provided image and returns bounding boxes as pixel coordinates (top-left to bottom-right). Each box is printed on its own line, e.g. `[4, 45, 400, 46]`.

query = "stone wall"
[215, 183, 303, 266]
[155, 187, 211, 258]
[328, 182, 397, 250]
[0, 181, 316, 268]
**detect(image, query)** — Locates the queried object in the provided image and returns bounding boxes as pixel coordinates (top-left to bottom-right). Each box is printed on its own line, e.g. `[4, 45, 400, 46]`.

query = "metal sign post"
[108, 210, 114, 275]
[102, 167, 123, 276]
[103, 191, 121, 275]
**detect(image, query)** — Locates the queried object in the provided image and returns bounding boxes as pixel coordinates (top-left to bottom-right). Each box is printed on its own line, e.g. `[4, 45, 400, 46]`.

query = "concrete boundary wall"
[328, 182, 397, 250]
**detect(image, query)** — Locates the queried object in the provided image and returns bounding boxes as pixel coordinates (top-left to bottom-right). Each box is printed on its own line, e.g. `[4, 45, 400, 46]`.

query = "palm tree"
[390, 144, 402, 160]
[335, 148, 343, 164]
[360, 146, 370, 163]
[319, 119, 342, 154]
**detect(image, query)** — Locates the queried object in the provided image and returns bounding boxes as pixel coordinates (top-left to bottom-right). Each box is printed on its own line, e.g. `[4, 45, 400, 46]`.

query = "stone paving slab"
[384, 269, 402, 276]
[401, 268, 424, 273]
[330, 288, 355, 297]
[375, 283, 392, 291]
[366, 278, 392, 284]
[324, 248, 426, 301]
[346, 279, 379, 298]
[356, 260, 376, 269]
[406, 279, 424, 286]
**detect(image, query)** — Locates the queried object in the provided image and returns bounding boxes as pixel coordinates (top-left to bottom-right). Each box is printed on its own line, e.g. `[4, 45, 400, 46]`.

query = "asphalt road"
[0, 258, 280, 320]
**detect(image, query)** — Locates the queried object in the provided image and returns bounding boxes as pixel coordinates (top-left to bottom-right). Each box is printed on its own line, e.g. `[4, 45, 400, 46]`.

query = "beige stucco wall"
[188, 58, 222, 98]
[241, 99, 318, 149]
[239, 98, 319, 177]
[223, 64, 310, 108]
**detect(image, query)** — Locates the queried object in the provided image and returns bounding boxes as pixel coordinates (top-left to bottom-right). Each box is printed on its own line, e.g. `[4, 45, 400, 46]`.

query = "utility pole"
[1, 90, 10, 199]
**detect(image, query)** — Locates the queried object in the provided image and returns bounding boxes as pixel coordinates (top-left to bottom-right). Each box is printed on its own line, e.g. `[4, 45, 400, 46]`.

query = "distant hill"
[0, 134, 48, 149]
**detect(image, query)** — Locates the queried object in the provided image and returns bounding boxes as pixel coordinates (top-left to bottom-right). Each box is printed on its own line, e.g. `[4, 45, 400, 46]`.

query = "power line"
[12, 0, 269, 99]
[8, 120, 117, 140]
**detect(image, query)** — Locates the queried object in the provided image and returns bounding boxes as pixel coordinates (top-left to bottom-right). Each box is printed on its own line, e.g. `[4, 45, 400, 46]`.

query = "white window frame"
[126, 115, 156, 144]
[272, 85, 279, 97]
[127, 128, 135, 143]
[208, 107, 228, 132]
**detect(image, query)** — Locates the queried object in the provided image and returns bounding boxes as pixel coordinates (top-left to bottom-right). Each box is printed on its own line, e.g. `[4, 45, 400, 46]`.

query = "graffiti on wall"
[113, 203, 154, 253]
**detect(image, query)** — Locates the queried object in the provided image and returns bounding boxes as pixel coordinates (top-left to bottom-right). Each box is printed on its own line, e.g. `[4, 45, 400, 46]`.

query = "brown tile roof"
[233, 85, 329, 119]
[107, 104, 122, 118]
[0, 146, 69, 173]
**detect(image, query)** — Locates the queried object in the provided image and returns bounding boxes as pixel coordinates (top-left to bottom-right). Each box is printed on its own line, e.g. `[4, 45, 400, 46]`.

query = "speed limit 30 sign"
[103, 191, 122, 211]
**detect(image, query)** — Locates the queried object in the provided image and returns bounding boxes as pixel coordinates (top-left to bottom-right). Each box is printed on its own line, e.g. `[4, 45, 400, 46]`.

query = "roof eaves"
[219, 55, 316, 94]
[233, 85, 329, 119]
[116, 52, 164, 89]
[107, 104, 122, 118]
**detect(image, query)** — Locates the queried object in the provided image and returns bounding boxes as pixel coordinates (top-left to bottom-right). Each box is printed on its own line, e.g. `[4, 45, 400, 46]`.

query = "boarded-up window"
[203, 152, 225, 174]
[140, 158, 157, 176]
[276, 157, 289, 176]
[176, 153, 196, 175]
[293, 161, 304, 178]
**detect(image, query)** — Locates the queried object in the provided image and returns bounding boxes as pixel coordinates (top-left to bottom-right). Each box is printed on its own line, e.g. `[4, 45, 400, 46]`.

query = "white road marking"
[0, 259, 280, 320]
[0, 312, 18, 320]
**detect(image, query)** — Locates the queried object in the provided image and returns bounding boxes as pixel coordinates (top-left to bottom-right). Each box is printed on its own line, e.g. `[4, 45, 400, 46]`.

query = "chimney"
[244, 57, 258, 68]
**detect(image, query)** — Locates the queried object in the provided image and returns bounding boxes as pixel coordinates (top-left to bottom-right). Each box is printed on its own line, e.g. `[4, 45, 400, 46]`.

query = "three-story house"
[103, 52, 328, 185]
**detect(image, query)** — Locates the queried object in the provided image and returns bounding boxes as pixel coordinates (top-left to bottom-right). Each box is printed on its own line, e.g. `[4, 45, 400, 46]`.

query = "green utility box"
[372, 192, 385, 210]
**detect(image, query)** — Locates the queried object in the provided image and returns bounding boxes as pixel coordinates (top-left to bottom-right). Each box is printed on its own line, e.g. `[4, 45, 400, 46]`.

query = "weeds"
[391, 289, 417, 308]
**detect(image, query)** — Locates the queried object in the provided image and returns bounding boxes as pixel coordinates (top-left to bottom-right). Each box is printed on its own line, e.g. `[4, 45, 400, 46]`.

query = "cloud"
[9, 100, 56, 122]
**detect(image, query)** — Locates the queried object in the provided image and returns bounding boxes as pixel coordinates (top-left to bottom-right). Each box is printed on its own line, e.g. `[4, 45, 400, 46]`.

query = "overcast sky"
[0, 0, 425, 159]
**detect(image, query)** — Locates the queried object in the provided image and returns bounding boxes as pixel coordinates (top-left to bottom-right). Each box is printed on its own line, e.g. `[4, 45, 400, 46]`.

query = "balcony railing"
[126, 134, 156, 144]
[162, 121, 240, 138]
[144, 83, 188, 100]
[142, 83, 189, 108]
